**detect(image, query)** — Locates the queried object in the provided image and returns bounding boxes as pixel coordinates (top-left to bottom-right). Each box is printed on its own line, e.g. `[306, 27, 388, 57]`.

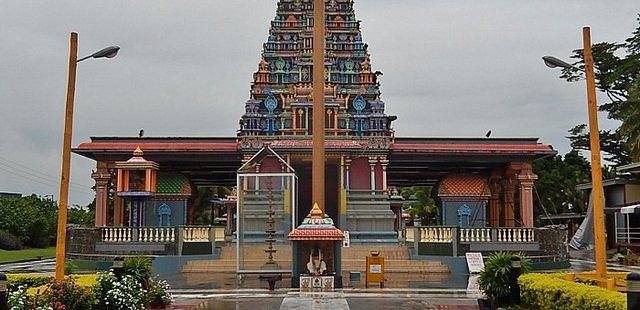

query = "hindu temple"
[71, 0, 559, 289]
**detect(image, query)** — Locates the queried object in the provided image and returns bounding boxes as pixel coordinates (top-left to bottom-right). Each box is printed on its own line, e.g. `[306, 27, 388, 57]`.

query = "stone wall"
[66, 226, 101, 255]
[536, 225, 569, 259]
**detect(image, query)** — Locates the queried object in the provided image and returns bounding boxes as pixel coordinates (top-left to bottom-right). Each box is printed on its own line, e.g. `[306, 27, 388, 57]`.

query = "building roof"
[437, 174, 491, 197]
[157, 173, 192, 195]
[577, 177, 640, 190]
[392, 137, 556, 157]
[619, 162, 640, 174]
[73, 137, 238, 158]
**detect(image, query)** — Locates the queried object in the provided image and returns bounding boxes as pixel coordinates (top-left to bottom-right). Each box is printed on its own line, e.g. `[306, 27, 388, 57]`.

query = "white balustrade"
[184, 226, 211, 242]
[496, 228, 536, 243]
[418, 227, 453, 243]
[405, 227, 537, 244]
[102, 227, 132, 242]
[102, 227, 175, 243]
[460, 228, 491, 242]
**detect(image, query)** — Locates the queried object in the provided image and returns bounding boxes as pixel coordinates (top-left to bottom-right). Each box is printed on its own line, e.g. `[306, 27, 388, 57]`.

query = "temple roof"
[288, 204, 344, 241]
[437, 174, 491, 198]
[114, 147, 159, 170]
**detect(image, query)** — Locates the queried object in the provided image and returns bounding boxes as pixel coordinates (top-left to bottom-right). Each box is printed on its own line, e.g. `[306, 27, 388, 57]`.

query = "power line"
[0, 156, 92, 189]
[0, 165, 93, 196]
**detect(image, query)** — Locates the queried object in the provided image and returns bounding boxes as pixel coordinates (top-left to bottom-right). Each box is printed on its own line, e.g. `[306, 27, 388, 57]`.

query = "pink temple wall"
[349, 157, 370, 190]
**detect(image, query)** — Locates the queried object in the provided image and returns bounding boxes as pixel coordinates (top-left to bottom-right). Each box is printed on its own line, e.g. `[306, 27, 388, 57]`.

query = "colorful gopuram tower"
[238, 0, 397, 242]
[239, 0, 395, 139]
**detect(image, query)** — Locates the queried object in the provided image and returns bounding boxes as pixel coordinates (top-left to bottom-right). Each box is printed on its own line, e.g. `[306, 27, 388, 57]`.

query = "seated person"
[306, 248, 327, 276]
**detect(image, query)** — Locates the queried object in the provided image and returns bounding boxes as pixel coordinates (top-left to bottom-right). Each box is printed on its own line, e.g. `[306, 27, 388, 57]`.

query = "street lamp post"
[54, 32, 119, 280]
[543, 26, 608, 282]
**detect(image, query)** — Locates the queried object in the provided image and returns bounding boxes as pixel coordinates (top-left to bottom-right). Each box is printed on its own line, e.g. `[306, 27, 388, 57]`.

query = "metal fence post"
[509, 256, 522, 305]
[628, 273, 640, 310]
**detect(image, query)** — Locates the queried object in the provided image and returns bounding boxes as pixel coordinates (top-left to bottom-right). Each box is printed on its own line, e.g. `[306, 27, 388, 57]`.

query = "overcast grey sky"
[1, 1, 639, 205]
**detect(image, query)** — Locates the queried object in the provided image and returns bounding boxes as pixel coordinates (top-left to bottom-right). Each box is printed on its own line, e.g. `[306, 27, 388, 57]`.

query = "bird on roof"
[139, 129, 144, 138]
[485, 130, 492, 138]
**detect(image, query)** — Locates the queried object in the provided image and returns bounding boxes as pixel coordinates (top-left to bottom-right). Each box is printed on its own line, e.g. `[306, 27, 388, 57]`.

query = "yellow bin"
[366, 251, 385, 288]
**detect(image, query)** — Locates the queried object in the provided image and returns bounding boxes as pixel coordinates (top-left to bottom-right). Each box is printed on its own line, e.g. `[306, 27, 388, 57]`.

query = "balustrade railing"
[460, 228, 492, 242]
[410, 226, 537, 244]
[183, 226, 210, 243]
[100, 226, 226, 243]
[417, 227, 454, 243]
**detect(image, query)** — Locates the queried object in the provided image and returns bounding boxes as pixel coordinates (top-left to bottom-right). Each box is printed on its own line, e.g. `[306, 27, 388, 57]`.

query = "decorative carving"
[238, 0, 396, 138]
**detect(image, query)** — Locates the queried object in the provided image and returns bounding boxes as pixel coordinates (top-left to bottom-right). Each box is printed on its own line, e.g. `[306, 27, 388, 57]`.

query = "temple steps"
[181, 244, 449, 275]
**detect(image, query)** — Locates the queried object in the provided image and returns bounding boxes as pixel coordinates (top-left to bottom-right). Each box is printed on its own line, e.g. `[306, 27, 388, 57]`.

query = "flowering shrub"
[8, 285, 29, 310]
[146, 276, 173, 308]
[93, 272, 147, 310]
[38, 278, 94, 310]
[7, 269, 172, 309]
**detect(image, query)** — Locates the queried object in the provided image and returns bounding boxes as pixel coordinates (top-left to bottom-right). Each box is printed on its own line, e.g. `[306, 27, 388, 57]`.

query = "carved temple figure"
[306, 249, 327, 276]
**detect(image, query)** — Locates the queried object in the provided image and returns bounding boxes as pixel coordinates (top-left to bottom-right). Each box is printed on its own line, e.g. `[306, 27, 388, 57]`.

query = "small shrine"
[115, 147, 159, 226]
[288, 203, 344, 290]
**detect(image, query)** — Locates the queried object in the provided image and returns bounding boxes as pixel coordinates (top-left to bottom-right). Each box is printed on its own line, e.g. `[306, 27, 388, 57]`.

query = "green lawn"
[0, 247, 56, 264]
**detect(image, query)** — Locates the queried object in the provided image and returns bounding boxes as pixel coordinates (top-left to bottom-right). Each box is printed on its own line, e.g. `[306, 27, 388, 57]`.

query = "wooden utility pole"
[312, 0, 326, 212]
[583, 26, 607, 279]
[55, 32, 78, 280]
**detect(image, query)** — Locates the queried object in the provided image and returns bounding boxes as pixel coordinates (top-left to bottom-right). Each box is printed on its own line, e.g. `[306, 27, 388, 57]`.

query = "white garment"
[307, 259, 327, 275]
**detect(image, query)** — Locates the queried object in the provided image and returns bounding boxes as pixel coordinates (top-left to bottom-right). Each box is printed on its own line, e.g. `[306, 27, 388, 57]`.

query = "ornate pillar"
[488, 170, 502, 228]
[114, 197, 124, 226]
[369, 157, 377, 193]
[345, 158, 351, 190]
[501, 167, 517, 227]
[92, 162, 111, 227]
[518, 163, 538, 228]
[380, 157, 389, 193]
[339, 156, 348, 228]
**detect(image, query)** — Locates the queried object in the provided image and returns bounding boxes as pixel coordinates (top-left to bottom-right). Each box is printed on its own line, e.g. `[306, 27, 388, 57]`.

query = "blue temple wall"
[143, 199, 187, 227]
[441, 200, 487, 227]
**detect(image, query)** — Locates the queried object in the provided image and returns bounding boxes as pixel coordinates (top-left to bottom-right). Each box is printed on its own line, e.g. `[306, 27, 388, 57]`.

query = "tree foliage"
[401, 186, 438, 225]
[0, 195, 57, 248]
[560, 14, 640, 164]
[533, 151, 591, 216]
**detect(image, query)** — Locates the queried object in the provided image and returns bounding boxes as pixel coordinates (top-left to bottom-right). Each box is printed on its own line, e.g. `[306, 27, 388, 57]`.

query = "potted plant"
[477, 252, 530, 309]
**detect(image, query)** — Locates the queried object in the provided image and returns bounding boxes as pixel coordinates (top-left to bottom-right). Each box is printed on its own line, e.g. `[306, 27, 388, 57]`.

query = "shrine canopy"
[288, 204, 344, 241]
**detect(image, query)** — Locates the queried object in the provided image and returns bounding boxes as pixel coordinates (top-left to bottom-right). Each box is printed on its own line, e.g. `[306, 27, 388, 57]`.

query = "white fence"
[101, 226, 225, 243]
[406, 226, 537, 244]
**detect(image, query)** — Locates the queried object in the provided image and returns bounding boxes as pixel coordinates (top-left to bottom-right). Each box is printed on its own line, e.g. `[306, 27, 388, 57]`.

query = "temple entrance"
[294, 164, 312, 226]
[293, 162, 339, 226]
[325, 163, 339, 226]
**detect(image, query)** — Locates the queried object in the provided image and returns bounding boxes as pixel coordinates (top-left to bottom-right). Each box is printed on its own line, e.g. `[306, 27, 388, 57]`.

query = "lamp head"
[542, 56, 573, 69]
[91, 46, 120, 59]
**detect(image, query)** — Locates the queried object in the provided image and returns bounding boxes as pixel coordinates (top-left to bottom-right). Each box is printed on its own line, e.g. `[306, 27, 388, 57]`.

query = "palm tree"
[401, 187, 439, 225]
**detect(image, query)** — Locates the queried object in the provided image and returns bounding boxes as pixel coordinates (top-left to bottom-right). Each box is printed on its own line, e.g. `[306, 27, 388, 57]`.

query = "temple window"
[325, 109, 335, 129]
[295, 109, 306, 129]
[158, 203, 172, 227]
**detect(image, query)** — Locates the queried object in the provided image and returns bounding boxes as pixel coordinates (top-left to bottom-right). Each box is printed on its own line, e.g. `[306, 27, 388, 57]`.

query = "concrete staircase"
[181, 244, 449, 275]
[182, 244, 292, 273]
[341, 245, 449, 273]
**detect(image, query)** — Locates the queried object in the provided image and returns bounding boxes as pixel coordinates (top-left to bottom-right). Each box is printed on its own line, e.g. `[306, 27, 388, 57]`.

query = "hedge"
[518, 273, 626, 310]
[8, 273, 98, 292]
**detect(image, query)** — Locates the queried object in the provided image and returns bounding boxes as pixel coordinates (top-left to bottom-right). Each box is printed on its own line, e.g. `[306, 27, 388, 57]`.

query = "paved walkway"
[0, 258, 54, 273]
[173, 291, 480, 310]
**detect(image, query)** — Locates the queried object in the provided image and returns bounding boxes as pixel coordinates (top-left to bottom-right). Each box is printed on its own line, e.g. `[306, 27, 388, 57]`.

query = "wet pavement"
[0, 258, 54, 273]
[173, 292, 480, 310]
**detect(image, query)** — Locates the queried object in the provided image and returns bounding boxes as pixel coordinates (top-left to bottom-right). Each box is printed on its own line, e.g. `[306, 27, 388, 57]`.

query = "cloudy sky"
[1, 1, 639, 205]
